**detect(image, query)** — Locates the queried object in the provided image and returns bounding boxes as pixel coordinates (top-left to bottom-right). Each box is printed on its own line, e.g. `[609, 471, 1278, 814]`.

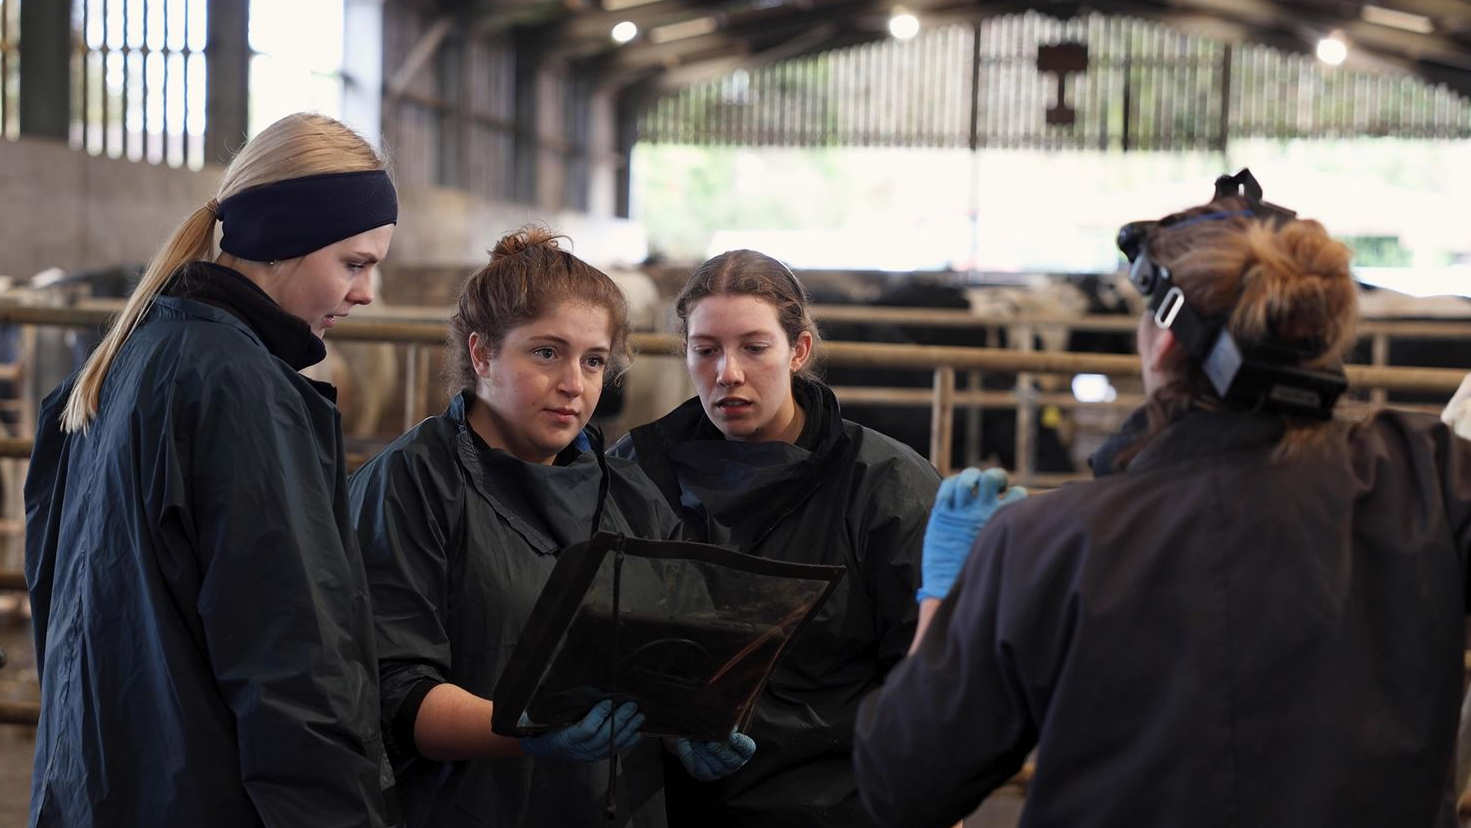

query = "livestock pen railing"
[220, 299, 1469, 484]
[0, 301, 1462, 731]
[0, 301, 1466, 481]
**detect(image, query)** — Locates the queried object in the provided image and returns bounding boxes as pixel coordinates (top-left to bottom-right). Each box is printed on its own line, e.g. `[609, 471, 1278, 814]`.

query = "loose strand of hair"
[60, 205, 217, 433]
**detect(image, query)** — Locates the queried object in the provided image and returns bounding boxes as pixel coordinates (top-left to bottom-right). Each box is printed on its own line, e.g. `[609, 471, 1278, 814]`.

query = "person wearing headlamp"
[25, 113, 398, 827]
[853, 170, 1471, 827]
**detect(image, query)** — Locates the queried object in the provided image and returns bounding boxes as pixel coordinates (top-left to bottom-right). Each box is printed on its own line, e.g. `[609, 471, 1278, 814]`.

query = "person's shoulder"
[846, 420, 942, 483]
[608, 408, 686, 470]
[1342, 408, 1465, 483]
[142, 299, 263, 355]
[604, 451, 665, 496]
[154, 312, 296, 395]
[36, 374, 77, 423]
[352, 414, 460, 486]
[123, 318, 317, 439]
[1352, 408, 1448, 446]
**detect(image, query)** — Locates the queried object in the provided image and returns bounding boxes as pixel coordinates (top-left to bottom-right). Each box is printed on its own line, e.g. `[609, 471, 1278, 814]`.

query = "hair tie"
[205, 198, 220, 218]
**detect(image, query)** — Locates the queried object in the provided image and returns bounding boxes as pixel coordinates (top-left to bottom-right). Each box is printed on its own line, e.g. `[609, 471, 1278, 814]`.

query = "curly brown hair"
[446, 225, 631, 396]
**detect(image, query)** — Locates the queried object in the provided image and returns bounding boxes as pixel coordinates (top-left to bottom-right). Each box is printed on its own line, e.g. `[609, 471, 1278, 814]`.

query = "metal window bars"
[638, 12, 1471, 149]
[72, 0, 206, 168]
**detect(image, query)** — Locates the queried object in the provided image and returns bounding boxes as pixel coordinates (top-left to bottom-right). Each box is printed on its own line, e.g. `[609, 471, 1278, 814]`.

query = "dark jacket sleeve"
[853, 508, 1040, 828]
[853, 441, 940, 672]
[185, 361, 390, 828]
[348, 439, 460, 762]
[1429, 420, 1471, 604]
[23, 381, 72, 681]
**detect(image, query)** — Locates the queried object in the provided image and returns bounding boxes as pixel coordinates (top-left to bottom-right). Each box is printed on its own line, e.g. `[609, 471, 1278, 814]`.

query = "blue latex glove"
[669, 731, 757, 781]
[917, 467, 1026, 602]
[521, 700, 644, 762]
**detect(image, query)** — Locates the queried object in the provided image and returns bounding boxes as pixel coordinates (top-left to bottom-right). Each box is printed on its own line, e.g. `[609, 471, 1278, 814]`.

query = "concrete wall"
[0, 136, 647, 282]
[0, 137, 221, 279]
[395, 185, 648, 272]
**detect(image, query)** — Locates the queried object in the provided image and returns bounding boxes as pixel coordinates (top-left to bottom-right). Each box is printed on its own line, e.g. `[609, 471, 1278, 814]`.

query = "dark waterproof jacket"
[24, 284, 390, 827]
[613, 380, 939, 827]
[855, 409, 1471, 828]
[349, 391, 681, 828]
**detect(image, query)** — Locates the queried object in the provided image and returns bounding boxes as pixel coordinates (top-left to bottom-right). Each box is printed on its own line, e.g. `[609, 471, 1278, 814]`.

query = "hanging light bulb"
[1316, 34, 1348, 66]
[611, 21, 638, 44]
[888, 9, 919, 40]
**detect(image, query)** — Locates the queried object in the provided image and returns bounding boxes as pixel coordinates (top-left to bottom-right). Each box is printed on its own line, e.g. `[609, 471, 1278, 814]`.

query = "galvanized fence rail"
[0, 301, 1463, 732]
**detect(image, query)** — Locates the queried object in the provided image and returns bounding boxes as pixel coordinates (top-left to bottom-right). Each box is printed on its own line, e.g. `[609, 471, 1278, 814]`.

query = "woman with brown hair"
[24, 112, 398, 826]
[349, 227, 754, 828]
[612, 250, 940, 827]
[853, 171, 1471, 827]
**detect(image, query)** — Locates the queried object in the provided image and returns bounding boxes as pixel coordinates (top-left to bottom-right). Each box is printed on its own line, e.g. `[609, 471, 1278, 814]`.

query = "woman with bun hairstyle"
[611, 250, 940, 827]
[349, 227, 755, 828]
[854, 175, 1471, 827]
[24, 113, 398, 827]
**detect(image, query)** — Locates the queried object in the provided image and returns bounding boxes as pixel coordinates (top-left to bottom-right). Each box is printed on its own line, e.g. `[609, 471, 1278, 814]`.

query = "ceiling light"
[888, 10, 919, 40]
[1316, 35, 1348, 66]
[611, 21, 638, 44]
[1362, 4, 1434, 34]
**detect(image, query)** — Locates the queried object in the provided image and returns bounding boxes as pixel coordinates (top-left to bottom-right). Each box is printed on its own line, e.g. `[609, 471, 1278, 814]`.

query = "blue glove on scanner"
[670, 730, 757, 781]
[521, 699, 644, 762]
[917, 467, 1026, 602]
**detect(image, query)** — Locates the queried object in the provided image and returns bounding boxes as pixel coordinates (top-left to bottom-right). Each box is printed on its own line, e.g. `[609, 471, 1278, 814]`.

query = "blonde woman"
[25, 113, 398, 827]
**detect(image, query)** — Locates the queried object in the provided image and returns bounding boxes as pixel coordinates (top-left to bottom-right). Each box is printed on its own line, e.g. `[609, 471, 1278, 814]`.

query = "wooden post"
[1014, 325, 1036, 484]
[416, 344, 432, 422]
[964, 369, 984, 466]
[404, 343, 420, 430]
[1371, 333, 1389, 407]
[931, 366, 955, 475]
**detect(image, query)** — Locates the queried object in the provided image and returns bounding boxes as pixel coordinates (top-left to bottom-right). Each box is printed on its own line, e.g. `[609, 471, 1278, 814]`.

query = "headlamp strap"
[1152, 284, 1217, 361]
[1213, 168, 1297, 224]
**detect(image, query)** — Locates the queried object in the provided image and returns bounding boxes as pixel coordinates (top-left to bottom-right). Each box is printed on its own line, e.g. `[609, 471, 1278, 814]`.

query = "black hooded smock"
[349, 391, 681, 828]
[854, 409, 1471, 828]
[611, 378, 940, 827]
[24, 262, 391, 828]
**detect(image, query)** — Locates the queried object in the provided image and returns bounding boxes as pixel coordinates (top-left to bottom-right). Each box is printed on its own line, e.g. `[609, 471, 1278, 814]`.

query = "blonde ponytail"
[58, 112, 385, 434]
[60, 203, 220, 433]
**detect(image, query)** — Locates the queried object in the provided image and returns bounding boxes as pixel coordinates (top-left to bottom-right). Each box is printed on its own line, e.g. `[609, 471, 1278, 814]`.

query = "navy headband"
[216, 170, 398, 262]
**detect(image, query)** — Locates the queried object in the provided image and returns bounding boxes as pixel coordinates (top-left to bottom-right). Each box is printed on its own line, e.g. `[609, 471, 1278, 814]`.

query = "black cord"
[589, 428, 611, 541]
[606, 536, 624, 822]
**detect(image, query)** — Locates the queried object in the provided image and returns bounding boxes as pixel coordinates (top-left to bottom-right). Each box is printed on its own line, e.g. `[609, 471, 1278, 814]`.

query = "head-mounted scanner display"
[1118, 168, 1347, 419]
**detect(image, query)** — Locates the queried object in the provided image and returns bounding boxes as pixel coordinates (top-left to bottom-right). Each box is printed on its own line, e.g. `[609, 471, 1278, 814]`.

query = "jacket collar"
[163, 260, 326, 371]
[1116, 408, 1287, 476]
[447, 390, 604, 555]
[631, 378, 849, 547]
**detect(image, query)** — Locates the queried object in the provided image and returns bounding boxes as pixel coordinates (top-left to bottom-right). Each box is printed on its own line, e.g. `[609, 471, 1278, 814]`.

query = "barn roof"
[448, 0, 1471, 97]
